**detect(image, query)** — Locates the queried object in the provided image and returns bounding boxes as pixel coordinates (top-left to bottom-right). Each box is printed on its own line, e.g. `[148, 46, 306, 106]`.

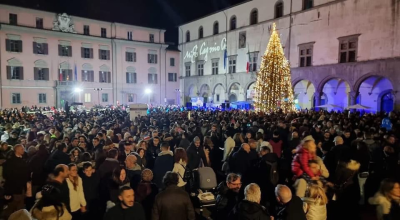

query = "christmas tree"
[253, 23, 295, 113]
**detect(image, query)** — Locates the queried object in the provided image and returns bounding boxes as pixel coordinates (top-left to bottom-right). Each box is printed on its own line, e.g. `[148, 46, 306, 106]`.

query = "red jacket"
[291, 147, 317, 178]
[269, 139, 283, 158]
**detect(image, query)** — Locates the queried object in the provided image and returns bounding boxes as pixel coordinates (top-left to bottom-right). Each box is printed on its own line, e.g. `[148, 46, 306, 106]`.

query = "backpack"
[266, 161, 279, 186]
[179, 164, 192, 182]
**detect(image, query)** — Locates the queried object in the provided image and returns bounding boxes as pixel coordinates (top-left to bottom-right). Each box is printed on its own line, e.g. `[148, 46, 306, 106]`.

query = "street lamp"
[145, 88, 152, 104]
[94, 88, 102, 105]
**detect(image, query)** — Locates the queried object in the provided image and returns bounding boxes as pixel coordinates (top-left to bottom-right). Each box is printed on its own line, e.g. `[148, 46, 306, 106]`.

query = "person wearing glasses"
[215, 173, 242, 220]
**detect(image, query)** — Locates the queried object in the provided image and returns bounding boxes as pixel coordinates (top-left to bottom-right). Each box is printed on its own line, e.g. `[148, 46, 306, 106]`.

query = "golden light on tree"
[253, 23, 295, 113]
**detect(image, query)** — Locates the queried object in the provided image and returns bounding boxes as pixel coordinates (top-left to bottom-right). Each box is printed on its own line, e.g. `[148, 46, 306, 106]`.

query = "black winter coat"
[3, 154, 29, 195]
[186, 144, 208, 170]
[28, 149, 49, 186]
[215, 182, 240, 220]
[45, 150, 70, 172]
[231, 149, 251, 175]
[104, 202, 146, 220]
[274, 195, 306, 220]
[228, 200, 271, 220]
[153, 152, 174, 189]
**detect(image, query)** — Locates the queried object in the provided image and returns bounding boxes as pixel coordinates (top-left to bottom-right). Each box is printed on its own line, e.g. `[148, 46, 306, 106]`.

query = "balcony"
[56, 81, 78, 86]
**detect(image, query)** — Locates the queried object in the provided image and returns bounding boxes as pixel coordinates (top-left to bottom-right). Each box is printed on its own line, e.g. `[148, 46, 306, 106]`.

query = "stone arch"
[34, 59, 48, 68]
[82, 63, 93, 70]
[7, 58, 22, 66]
[229, 93, 238, 102]
[213, 83, 225, 94]
[126, 66, 136, 72]
[377, 89, 394, 112]
[293, 79, 316, 110]
[213, 83, 225, 103]
[188, 84, 198, 97]
[356, 75, 394, 112]
[99, 64, 110, 72]
[353, 73, 395, 94]
[316, 76, 352, 94]
[59, 61, 70, 69]
[199, 84, 210, 97]
[320, 78, 351, 109]
[245, 81, 256, 90]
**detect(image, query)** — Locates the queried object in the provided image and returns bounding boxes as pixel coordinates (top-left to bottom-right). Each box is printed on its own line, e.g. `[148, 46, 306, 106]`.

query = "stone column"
[314, 92, 321, 107]
[349, 91, 358, 106]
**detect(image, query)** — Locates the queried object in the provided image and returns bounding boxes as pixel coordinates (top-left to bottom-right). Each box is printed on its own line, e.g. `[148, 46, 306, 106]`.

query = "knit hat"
[8, 209, 32, 220]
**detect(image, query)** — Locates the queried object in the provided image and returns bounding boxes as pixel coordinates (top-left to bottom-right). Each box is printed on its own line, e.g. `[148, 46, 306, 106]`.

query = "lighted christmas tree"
[253, 23, 295, 113]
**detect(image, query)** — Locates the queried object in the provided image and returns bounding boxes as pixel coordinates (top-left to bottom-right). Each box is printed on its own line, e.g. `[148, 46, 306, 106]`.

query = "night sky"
[0, 0, 247, 44]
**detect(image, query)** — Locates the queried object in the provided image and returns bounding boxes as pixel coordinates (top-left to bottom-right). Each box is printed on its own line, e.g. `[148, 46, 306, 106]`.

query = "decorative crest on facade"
[52, 13, 76, 33]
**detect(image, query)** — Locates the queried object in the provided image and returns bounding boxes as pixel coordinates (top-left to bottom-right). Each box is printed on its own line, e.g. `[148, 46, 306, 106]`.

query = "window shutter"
[44, 68, 49, 80]
[91, 71, 94, 82]
[18, 40, 23, 52]
[99, 49, 101, 59]
[68, 46, 72, 57]
[81, 47, 84, 58]
[20, 67, 24, 80]
[155, 74, 158, 84]
[6, 66, 11, 79]
[134, 73, 137, 83]
[125, 52, 128, 61]
[90, 49, 93, 58]
[43, 43, 48, 55]
[34, 67, 39, 80]
[155, 55, 158, 64]
[6, 39, 11, 51]
[81, 70, 85, 81]
[134, 53, 137, 62]
[107, 72, 111, 83]
[126, 72, 129, 83]
[147, 54, 150, 63]
[107, 50, 110, 60]
[58, 45, 62, 56]
[33, 42, 38, 54]
[99, 72, 101, 82]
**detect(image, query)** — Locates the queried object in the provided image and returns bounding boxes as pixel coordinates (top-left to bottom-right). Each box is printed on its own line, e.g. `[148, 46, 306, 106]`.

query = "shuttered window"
[33, 42, 48, 55]
[7, 66, 24, 80]
[34, 67, 49, 80]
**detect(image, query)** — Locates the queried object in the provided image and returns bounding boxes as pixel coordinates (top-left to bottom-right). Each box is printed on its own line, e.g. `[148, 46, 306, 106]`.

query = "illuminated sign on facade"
[184, 38, 227, 63]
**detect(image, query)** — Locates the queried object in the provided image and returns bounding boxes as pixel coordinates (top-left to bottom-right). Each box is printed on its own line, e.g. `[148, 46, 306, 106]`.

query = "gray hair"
[244, 183, 261, 203]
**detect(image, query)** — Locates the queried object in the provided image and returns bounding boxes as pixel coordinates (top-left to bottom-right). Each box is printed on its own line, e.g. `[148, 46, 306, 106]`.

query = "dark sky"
[0, 0, 247, 44]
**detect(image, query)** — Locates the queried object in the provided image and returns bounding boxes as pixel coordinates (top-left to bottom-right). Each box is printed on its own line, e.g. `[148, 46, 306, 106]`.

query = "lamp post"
[94, 88, 102, 106]
[145, 88, 152, 105]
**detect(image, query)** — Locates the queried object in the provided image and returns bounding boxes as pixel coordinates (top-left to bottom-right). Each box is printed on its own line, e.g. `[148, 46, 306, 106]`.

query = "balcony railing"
[56, 81, 77, 86]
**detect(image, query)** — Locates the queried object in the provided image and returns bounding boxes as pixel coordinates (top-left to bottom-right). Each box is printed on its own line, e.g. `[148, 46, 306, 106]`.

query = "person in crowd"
[256, 146, 279, 206]
[152, 171, 195, 220]
[223, 130, 235, 162]
[2, 144, 30, 219]
[178, 132, 190, 149]
[230, 143, 251, 176]
[80, 162, 100, 220]
[46, 143, 70, 172]
[146, 136, 161, 169]
[137, 147, 147, 168]
[215, 173, 242, 219]
[323, 136, 351, 179]
[104, 186, 146, 220]
[125, 154, 142, 191]
[106, 167, 130, 208]
[92, 137, 104, 161]
[1, 124, 12, 142]
[274, 184, 306, 220]
[70, 148, 82, 163]
[31, 184, 72, 220]
[302, 184, 328, 220]
[186, 136, 208, 170]
[136, 169, 159, 220]
[119, 141, 134, 164]
[369, 178, 400, 220]
[269, 130, 283, 158]
[98, 149, 120, 179]
[153, 142, 174, 189]
[292, 140, 320, 181]
[228, 183, 272, 220]
[66, 163, 86, 219]
[44, 164, 70, 210]
[172, 147, 189, 190]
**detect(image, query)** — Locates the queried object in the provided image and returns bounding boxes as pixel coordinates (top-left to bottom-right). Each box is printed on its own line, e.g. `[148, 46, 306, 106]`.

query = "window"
[33, 42, 48, 55]
[168, 73, 177, 82]
[58, 45, 72, 57]
[102, 94, 108, 102]
[99, 49, 110, 60]
[230, 16, 237, 30]
[212, 59, 219, 75]
[81, 70, 94, 82]
[126, 72, 137, 84]
[9, 14, 17, 25]
[339, 36, 359, 63]
[84, 93, 91, 102]
[239, 31, 246, 49]
[299, 43, 314, 67]
[127, 31, 133, 40]
[99, 71, 111, 83]
[275, 2, 284, 18]
[229, 56, 237, 73]
[126, 52, 136, 62]
[39, 93, 46, 104]
[250, 9, 258, 25]
[82, 48, 93, 58]
[216, 94, 220, 102]
[199, 26, 204, 39]
[197, 62, 204, 76]
[6, 40, 22, 52]
[170, 58, 175, 66]
[36, 18, 43, 29]
[185, 63, 191, 77]
[101, 28, 107, 38]
[84, 25, 90, 35]
[34, 67, 49, 80]
[303, 0, 314, 10]
[11, 93, 21, 104]
[7, 66, 23, 80]
[186, 31, 190, 42]
[213, 22, 219, 35]
[148, 74, 158, 84]
[249, 52, 259, 72]
[127, 94, 135, 102]
[149, 34, 155, 43]
[59, 69, 72, 81]
[148, 54, 158, 64]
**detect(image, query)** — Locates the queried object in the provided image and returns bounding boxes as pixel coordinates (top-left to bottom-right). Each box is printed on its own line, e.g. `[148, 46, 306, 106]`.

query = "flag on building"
[246, 49, 251, 73]
[223, 49, 227, 69]
[59, 65, 62, 81]
[74, 64, 78, 81]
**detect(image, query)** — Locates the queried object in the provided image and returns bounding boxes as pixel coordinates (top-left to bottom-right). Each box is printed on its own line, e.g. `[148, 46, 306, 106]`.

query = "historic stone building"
[178, 0, 400, 112]
[0, 4, 180, 108]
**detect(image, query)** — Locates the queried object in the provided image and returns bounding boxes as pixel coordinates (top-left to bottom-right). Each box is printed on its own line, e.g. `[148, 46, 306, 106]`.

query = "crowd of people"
[0, 106, 399, 220]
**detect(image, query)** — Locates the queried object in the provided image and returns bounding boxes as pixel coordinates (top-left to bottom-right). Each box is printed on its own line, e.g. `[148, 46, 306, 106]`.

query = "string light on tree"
[253, 23, 295, 113]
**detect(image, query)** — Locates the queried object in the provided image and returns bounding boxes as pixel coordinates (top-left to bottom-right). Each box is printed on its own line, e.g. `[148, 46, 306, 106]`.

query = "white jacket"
[173, 160, 187, 187]
[223, 137, 235, 161]
[302, 197, 327, 220]
[66, 177, 86, 212]
[369, 192, 392, 220]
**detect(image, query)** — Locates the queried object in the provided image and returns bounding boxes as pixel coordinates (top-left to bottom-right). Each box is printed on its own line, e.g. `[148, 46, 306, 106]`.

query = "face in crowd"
[227, 177, 242, 193]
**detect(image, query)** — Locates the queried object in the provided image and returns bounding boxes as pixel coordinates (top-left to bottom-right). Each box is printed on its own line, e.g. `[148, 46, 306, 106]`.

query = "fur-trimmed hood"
[31, 205, 72, 220]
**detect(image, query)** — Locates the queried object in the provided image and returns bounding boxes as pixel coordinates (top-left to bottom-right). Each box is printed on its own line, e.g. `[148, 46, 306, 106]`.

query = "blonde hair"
[244, 183, 261, 203]
[308, 184, 328, 205]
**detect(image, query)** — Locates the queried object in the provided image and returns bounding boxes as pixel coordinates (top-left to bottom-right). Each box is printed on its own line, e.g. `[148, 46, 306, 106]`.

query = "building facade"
[178, 0, 400, 112]
[0, 4, 180, 108]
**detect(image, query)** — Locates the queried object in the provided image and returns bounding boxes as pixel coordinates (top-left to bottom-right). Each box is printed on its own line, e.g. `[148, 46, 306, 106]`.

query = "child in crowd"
[302, 184, 328, 220]
[292, 140, 320, 181]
